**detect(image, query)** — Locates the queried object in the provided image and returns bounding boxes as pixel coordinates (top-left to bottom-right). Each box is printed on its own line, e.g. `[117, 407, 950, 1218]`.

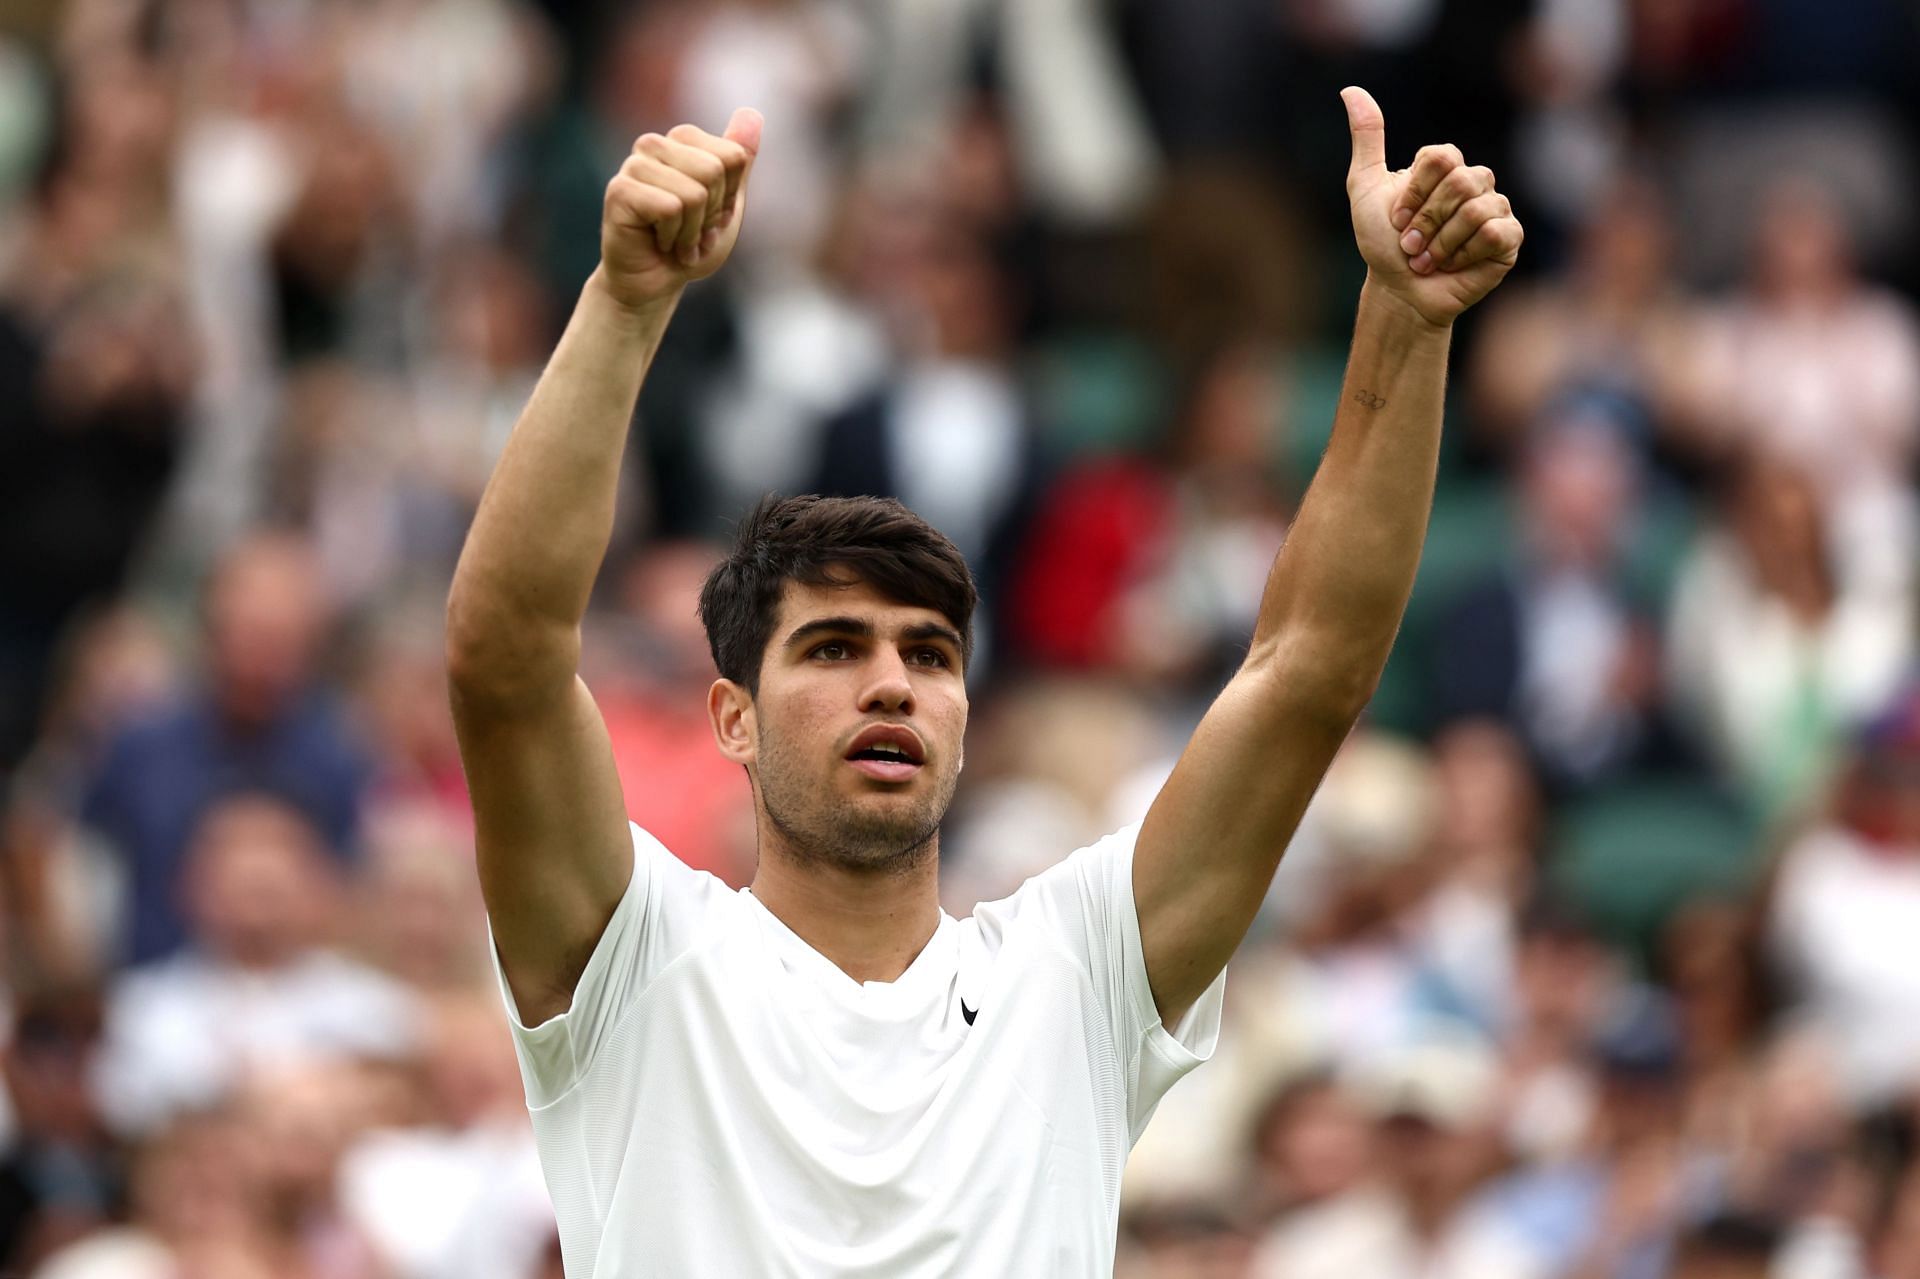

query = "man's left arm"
[1135, 87, 1524, 1024]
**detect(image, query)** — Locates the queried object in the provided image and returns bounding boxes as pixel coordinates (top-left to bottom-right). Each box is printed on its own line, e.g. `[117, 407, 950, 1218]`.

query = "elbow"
[1241, 631, 1383, 730]
[444, 584, 575, 707]
[443, 590, 502, 697]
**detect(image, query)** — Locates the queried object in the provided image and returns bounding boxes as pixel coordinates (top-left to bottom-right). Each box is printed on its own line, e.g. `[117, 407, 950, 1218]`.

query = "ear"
[708, 678, 756, 766]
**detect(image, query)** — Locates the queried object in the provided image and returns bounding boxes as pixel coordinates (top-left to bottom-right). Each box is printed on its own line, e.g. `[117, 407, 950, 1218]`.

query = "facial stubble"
[753, 714, 960, 875]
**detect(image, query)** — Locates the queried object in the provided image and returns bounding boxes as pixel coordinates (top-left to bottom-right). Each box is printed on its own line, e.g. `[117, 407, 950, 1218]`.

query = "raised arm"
[1134, 88, 1522, 1023]
[446, 111, 761, 1025]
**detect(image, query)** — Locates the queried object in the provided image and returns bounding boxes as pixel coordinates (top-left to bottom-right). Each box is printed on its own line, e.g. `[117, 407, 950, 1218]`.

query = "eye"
[910, 647, 951, 669]
[811, 641, 852, 661]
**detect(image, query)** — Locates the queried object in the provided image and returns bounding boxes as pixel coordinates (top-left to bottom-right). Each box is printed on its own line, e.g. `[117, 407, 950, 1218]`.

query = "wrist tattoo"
[1353, 389, 1388, 411]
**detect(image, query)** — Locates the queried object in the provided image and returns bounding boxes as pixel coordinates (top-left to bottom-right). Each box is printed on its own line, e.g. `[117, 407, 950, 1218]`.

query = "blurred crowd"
[1, 0, 1919, 1276]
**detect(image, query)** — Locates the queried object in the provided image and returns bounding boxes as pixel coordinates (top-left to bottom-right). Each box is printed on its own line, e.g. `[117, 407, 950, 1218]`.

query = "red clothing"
[600, 690, 754, 885]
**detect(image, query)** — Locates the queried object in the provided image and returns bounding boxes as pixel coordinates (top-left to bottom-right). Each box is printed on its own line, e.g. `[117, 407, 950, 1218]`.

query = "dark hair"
[1673, 1214, 1782, 1267]
[698, 494, 977, 694]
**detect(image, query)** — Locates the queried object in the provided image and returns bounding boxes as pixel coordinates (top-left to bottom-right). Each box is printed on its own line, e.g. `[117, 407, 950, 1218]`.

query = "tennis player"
[447, 89, 1521, 1276]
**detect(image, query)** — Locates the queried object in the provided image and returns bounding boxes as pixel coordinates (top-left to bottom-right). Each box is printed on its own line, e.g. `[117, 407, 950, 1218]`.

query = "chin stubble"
[754, 722, 956, 875]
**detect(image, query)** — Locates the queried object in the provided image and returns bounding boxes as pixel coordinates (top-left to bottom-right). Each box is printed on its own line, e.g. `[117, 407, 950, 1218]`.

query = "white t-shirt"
[94, 949, 421, 1136]
[491, 822, 1224, 1277]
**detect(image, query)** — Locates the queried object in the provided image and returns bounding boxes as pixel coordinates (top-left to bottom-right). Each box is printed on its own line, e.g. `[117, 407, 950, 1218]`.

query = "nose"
[859, 650, 915, 716]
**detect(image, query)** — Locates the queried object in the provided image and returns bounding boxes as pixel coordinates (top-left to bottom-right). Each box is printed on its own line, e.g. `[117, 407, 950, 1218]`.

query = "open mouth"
[845, 727, 925, 783]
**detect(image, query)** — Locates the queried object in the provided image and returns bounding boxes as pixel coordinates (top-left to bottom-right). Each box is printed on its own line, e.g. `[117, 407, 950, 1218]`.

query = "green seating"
[1547, 778, 1760, 959]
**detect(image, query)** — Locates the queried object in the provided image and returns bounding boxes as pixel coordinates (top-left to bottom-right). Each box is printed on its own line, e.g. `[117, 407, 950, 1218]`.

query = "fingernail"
[1411, 250, 1434, 274]
[1400, 228, 1424, 255]
[1392, 208, 1413, 232]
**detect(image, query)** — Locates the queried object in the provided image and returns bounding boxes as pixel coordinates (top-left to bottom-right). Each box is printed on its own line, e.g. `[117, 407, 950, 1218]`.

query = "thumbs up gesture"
[596, 108, 763, 312]
[1342, 87, 1522, 328]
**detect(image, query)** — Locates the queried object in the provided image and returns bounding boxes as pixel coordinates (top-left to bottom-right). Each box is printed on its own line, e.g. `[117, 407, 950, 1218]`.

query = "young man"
[447, 93, 1521, 1276]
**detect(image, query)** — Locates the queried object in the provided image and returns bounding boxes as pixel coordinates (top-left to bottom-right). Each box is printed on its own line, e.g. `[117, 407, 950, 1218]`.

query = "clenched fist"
[597, 108, 763, 312]
[1342, 87, 1521, 328]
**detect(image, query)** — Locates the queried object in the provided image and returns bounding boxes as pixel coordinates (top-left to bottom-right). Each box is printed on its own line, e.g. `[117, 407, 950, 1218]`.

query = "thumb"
[724, 107, 763, 158]
[1341, 86, 1387, 186]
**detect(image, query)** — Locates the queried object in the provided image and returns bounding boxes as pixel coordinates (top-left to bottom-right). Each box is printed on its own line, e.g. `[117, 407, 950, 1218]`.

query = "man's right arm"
[446, 111, 761, 1026]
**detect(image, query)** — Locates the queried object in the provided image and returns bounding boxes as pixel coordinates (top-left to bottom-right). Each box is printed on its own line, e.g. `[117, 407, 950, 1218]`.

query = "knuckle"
[667, 123, 704, 143]
[1441, 143, 1464, 166]
[634, 132, 668, 156]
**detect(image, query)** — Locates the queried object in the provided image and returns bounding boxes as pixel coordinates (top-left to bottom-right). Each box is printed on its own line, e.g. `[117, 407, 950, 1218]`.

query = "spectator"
[1465, 177, 1694, 464]
[1250, 1030, 1536, 1279]
[1767, 689, 1920, 1107]
[339, 996, 553, 1279]
[811, 215, 1041, 638]
[79, 533, 373, 965]
[1675, 178, 1920, 588]
[0, 991, 116, 1275]
[0, 0, 1917, 1270]
[92, 796, 416, 1137]
[1666, 452, 1913, 822]
[1431, 416, 1669, 788]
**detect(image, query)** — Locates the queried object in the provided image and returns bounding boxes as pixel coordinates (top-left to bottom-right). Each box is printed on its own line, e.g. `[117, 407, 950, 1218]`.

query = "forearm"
[447, 271, 678, 689]
[1244, 276, 1451, 709]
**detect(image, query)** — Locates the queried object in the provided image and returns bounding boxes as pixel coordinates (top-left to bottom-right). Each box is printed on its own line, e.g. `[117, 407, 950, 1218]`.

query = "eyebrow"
[781, 616, 965, 657]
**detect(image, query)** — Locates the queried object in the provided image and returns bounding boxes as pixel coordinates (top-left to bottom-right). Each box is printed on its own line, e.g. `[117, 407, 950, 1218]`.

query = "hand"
[597, 108, 763, 312]
[1341, 87, 1522, 328]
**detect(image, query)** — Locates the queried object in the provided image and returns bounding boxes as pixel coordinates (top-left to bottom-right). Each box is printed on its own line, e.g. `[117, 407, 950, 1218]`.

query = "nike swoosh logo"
[960, 1000, 978, 1026]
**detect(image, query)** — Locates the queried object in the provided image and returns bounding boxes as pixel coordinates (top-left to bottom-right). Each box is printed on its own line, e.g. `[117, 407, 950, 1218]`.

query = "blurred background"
[0, 0, 1918, 1275]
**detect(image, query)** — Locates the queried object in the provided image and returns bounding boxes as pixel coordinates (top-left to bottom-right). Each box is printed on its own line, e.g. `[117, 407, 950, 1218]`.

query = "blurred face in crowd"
[438, 243, 551, 375]
[732, 578, 967, 873]
[422, 997, 524, 1129]
[203, 535, 327, 727]
[185, 796, 337, 968]
[132, 1113, 261, 1243]
[236, 1068, 367, 1225]
[621, 542, 727, 690]
[1520, 421, 1636, 572]
[1252, 1078, 1375, 1205]
[1177, 343, 1286, 487]
[907, 224, 1013, 362]
[358, 832, 483, 990]
[60, 47, 177, 194]
[1753, 180, 1853, 302]
[1430, 719, 1538, 891]
[1515, 923, 1611, 1047]
[1378, 1109, 1500, 1214]
[1577, 177, 1672, 300]
[3, 1000, 103, 1145]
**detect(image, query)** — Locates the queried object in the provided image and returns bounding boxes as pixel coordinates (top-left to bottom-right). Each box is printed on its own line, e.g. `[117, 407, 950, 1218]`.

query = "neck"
[748, 832, 943, 985]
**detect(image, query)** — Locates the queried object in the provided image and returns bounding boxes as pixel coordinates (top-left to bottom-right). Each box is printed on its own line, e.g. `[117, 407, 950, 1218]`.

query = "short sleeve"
[488, 822, 724, 1108]
[996, 824, 1225, 1141]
